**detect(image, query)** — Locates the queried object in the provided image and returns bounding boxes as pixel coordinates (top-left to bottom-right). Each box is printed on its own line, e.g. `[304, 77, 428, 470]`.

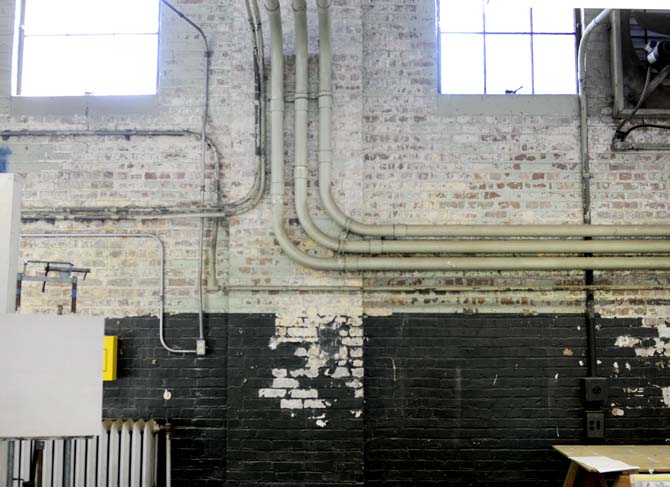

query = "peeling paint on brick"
[259, 311, 364, 422]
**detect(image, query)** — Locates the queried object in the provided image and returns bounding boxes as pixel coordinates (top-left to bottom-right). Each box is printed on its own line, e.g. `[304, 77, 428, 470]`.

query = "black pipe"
[585, 268, 597, 377]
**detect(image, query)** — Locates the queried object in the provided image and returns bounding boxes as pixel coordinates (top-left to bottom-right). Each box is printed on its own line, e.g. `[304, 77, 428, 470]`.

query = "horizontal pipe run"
[22, 206, 670, 237]
[314, 6, 617, 240]
[223, 284, 670, 293]
[289, 7, 670, 256]
[267, 2, 670, 272]
[346, 257, 670, 272]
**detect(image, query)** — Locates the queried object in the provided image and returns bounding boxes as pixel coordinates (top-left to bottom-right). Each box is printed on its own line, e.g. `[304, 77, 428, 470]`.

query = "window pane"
[484, 2, 530, 33]
[24, 0, 159, 36]
[532, 7, 575, 33]
[533, 35, 577, 94]
[20, 35, 158, 96]
[485, 35, 532, 94]
[440, 34, 484, 94]
[440, 0, 484, 32]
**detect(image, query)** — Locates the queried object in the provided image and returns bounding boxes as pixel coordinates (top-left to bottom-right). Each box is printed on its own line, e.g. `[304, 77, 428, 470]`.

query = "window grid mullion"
[482, 1, 487, 94]
[438, 1, 577, 95]
[15, 0, 28, 96]
[530, 8, 535, 94]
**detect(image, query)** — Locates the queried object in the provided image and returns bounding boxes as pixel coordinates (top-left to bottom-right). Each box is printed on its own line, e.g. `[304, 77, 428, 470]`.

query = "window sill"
[10, 95, 159, 117]
[436, 94, 579, 116]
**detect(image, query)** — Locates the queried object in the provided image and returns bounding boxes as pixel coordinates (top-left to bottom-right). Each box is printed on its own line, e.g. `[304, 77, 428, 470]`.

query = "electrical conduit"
[20, 233, 197, 354]
[267, 1, 670, 271]
[292, 5, 670, 255]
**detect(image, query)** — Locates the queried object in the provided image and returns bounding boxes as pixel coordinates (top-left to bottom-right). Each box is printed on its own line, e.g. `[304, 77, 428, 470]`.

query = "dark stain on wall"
[0, 147, 11, 173]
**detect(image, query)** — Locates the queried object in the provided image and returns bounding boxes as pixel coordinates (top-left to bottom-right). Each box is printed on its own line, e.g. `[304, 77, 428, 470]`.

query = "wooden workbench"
[554, 445, 670, 487]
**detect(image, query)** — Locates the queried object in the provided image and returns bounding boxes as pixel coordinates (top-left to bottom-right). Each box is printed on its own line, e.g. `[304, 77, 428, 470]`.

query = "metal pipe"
[20, 233, 198, 354]
[578, 8, 611, 379]
[27, 205, 670, 236]
[165, 422, 172, 487]
[266, 1, 670, 272]
[222, 284, 670, 293]
[289, 5, 670, 255]
[160, 0, 209, 343]
[239, 0, 268, 213]
[579, 8, 611, 226]
[313, 3, 652, 240]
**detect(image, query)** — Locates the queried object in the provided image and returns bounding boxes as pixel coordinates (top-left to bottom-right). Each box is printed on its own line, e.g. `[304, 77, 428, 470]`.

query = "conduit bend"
[579, 8, 612, 226]
[20, 233, 197, 354]
[314, 4, 661, 240]
[292, 5, 670, 255]
[267, 1, 670, 271]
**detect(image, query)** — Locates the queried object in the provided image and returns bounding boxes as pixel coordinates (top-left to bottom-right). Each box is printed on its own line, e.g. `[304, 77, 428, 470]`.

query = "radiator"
[0, 419, 160, 487]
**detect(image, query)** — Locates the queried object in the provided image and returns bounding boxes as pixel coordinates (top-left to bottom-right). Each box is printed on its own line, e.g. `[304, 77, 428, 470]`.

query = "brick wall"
[108, 312, 670, 486]
[8, 1, 670, 319]
[104, 314, 228, 486]
[364, 314, 670, 486]
[3, 0, 670, 484]
[106, 313, 364, 487]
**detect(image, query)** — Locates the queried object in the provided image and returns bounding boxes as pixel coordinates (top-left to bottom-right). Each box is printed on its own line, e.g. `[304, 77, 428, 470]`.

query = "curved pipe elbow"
[292, 0, 307, 11]
[264, 0, 280, 11]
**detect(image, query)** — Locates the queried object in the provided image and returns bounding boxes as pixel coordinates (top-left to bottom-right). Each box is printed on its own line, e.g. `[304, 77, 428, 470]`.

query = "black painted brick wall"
[104, 313, 363, 487]
[364, 314, 587, 487]
[226, 314, 364, 487]
[597, 317, 670, 442]
[103, 313, 670, 487]
[104, 314, 228, 487]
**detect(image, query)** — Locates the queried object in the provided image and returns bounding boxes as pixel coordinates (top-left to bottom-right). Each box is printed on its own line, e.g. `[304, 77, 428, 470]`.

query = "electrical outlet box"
[586, 411, 605, 439]
[196, 339, 206, 356]
[103, 335, 118, 381]
[583, 377, 608, 404]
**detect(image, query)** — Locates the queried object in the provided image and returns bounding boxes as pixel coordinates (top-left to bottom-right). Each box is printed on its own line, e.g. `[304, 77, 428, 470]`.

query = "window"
[438, 0, 578, 95]
[12, 0, 160, 97]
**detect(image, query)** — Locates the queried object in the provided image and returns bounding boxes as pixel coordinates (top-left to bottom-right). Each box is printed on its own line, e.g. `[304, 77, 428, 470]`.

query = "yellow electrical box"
[103, 336, 118, 381]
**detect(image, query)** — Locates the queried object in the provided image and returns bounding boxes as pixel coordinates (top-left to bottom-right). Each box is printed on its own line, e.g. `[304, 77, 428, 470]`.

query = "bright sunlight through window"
[438, 0, 578, 95]
[12, 0, 160, 96]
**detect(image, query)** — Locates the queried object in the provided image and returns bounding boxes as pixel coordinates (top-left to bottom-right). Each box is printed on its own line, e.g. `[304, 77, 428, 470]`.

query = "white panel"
[0, 175, 22, 314]
[0, 314, 103, 439]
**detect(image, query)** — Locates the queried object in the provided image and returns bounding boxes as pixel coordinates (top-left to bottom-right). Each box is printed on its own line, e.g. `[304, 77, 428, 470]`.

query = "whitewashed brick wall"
[1, 0, 669, 324]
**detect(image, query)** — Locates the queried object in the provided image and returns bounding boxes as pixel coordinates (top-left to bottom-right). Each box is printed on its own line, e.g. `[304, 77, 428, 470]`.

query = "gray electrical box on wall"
[586, 411, 605, 439]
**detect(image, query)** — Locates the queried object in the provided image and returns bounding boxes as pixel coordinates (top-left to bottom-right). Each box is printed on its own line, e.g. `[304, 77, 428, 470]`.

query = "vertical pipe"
[165, 423, 172, 487]
[62, 439, 72, 487]
[15, 0, 27, 95]
[159, 0, 208, 346]
[578, 8, 611, 378]
[70, 276, 77, 314]
[20, 233, 197, 354]
[578, 8, 611, 227]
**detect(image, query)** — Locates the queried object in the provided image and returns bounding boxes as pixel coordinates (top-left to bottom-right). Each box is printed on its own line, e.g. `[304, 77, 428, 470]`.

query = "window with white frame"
[12, 0, 160, 96]
[438, 0, 578, 95]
